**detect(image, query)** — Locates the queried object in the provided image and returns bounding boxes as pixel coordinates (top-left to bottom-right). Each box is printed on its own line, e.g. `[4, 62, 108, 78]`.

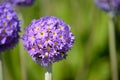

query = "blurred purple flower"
[5, 0, 35, 6]
[22, 16, 75, 66]
[95, 0, 120, 14]
[0, 3, 20, 52]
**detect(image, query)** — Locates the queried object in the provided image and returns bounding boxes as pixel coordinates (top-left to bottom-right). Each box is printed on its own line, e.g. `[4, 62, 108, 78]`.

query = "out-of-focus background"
[2, 0, 120, 80]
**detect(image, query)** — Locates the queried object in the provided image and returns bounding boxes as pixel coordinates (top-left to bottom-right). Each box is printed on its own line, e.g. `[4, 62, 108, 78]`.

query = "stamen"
[10, 23, 12, 27]
[6, 15, 8, 19]
[53, 32, 57, 36]
[47, 46, 51, 52]
[3, 22, 7, 26]
[60, 35, 63, 39]
[60, 26, 63, 30]
[31, 36, 35, 40]
[2, 30, 6, 33]
[31, 48, 35, 51]
[54, 42, 58, 46]
[38, 43, 42, 47]
[46, 38, 49, 42]
[40, 32, 44, 36]
[35, 27, 40, 31]
[47, 27, 51, 31]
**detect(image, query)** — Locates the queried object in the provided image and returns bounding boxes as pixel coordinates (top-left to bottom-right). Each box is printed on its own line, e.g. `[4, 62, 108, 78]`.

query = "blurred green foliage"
[1, 0, 120, 80]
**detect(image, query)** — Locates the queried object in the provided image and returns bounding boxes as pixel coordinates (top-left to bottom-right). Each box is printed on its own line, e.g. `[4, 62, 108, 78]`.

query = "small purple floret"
[22, 16, 75, 66]
[6, 0, 34, 6]
[95, 0, 120, 14]
[0, 3, 20, 52]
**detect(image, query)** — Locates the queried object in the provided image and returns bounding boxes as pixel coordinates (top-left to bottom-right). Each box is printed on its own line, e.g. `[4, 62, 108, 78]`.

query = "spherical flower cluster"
[0, 3, 20, 52]
[5, 0, 34, 6]
[95, 0, 120, 14]
[22, 16, 75, 66]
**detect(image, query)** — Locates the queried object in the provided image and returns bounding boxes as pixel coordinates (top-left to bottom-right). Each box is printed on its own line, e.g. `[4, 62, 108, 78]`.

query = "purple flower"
[22, 16, 75, 66]
[5, 0, 35, 6]
[95, 0, 120, 14]
[0, 3, 20, 52]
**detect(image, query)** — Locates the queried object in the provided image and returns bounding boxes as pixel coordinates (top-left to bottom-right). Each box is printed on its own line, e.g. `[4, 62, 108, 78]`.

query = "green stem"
[16, 7, 27, 80]
[45, 64, 52, 80]
[108, 12, 118, 80]
[18, 12, 27, 80]
[19, 40, 27, 80]
[0, 54, 4, 80]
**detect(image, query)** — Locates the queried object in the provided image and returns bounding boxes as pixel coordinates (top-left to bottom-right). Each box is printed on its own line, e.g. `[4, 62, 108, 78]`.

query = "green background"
[2, 0, 120, 80]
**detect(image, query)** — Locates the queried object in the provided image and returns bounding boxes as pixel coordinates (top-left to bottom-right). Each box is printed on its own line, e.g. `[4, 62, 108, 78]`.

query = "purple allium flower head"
[95, 0, 120, 14]
[5, 0, 34, 6]
[22, 16, 75, 66]
[0, 3, 20, 52]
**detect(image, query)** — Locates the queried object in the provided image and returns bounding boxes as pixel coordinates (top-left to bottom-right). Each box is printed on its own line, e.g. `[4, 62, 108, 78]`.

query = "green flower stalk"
[45, 64, 52, 80]
[95, 0, 119, 80]
[108, 12, 118, 80]
[0, 54, 4, 80]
